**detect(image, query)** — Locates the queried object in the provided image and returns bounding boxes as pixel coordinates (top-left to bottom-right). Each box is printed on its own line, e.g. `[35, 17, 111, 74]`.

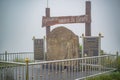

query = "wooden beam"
[42, 15, 90, 27]
[85, 1, 91, 36]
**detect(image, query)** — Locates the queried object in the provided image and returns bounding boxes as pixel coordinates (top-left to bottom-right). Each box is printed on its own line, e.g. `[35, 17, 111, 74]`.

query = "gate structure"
[42, 1, 91, 36]
[42, 1, 92, 59]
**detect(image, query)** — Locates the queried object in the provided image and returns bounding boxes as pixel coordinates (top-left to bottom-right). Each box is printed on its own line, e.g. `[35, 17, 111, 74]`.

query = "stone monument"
[47, 26, 80, 60]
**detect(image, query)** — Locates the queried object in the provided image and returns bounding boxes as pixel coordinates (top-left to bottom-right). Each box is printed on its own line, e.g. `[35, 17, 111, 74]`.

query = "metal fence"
[0, 54, 117, 80]
[0, 61, 26, 80]
[0, 52, 34, 62]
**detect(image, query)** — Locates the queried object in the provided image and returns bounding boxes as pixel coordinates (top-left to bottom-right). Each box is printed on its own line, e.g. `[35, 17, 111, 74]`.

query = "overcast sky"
[0, 0, 120, 53]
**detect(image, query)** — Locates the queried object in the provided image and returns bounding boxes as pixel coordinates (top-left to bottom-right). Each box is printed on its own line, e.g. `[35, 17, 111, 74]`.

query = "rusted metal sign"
[42, 15, 90, 27]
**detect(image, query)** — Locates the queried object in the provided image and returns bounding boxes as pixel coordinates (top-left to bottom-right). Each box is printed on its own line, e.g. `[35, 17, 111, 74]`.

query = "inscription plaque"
[34, 39, 44, 60]
[83, 37, 99, 56]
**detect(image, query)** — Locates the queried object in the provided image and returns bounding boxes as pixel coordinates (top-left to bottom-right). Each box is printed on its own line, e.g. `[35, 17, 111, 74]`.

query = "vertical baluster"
[76, 60, 78, 78]
[70, 60, 72, 79]
[40, 64, 43, 80]
[100, 56, 102, 72]
[92, 57, 95, 79]
[43, 63, 46, 80]
[50, 63, 54, 80]
[7, 54, 9, 61]
[89, 58, 91, 77]
[85, 57, 87, 79]
[15, 64, 17, 80]
[22, 65, 24, 80]
[109, 55, 111, 69]
[3, 53, 4, 61]
[4, 63, 6, 80]
[59, 62, 61, 80]
[61, 61, 63, 80]
[12, 53, 13, 61]
[0, 63, 1, 80]
[19, 64, 21, 80]
[90, 58, 92, 76]
[11, 53, 12, 61]
[48, 63, 50, 80]
[105, 56, 106, 71]
[79, 59, 81, 78]
[55, 62, 57, 80]
[36, 64, 38, 80]
[102, 56, 104, 72]
[95, 57, 99, 74]
[63, 61, 65, 80]
[73, 60, 75, 80]
[77, 59, 79, 78]
[93, 58, 96, 74]
[110, 55, 112, 69]
[103, 56, 105, 71]
[64, 61, 66, 80]
[73, 60, 74, 79]
[87, 58, 89, 76]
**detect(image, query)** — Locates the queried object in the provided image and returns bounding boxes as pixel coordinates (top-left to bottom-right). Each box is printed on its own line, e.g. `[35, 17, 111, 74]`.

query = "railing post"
[25, 58, 29, 80]
[5, 51, 7, 61]
[98, 56, 101, 72]
[116, 51, 119, 69]
[84, 54, 87, 80]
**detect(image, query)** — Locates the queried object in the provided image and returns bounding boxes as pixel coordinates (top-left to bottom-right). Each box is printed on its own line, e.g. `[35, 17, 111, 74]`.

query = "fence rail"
[0, 52, 34, 62]
[0, 54, 117, 80]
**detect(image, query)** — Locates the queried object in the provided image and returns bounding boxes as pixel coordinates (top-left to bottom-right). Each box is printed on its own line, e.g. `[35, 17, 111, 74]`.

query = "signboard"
[42, 1, 91, 36]
[42, 15, 90, 27]
[83, 37, 99, 56]
[34, 39, 44, 60]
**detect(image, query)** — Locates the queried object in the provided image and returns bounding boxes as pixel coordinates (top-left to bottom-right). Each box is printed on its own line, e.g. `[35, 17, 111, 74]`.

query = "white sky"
[0, 0, 120, 53]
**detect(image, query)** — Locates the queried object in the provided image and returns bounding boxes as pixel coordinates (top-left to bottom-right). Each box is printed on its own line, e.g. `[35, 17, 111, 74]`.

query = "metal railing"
[0, 61, 26, 80]
[0, 51, 34, 62]
[0, 54, 117, 80]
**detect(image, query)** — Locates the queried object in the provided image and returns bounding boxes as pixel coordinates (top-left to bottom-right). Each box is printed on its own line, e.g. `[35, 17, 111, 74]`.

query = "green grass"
[87, 71, 120, 80]
[87, 56, 120, 80]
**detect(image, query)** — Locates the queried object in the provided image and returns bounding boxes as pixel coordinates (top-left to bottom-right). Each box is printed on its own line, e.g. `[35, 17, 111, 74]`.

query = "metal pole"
[98, 33, 103, 71]
[5, 51, 7, 61]
[32, 36, 35, 62]
[81, 34, 84, 72]
[98, 33, 101, 71]
[25, 58, 29, 80]
[44, 36, 46, 61]
[116, 51, 119, 69]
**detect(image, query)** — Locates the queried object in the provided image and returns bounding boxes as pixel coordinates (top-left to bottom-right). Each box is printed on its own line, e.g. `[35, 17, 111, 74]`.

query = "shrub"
[110, 72, 120, 80]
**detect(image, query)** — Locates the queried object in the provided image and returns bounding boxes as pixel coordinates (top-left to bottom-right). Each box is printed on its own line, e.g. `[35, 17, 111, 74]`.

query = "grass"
[87, 56, 120, 80]
[87, 71, 120, 80]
